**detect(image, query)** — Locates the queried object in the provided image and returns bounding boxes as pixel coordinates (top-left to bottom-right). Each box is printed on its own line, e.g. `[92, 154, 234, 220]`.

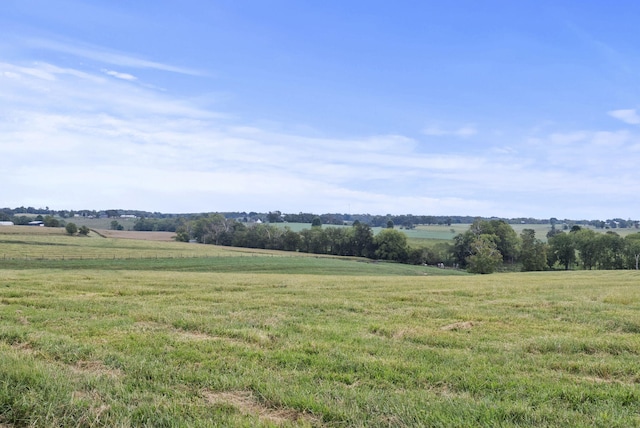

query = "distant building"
[28, 221, 44, 226]
[0, 221, 14, 226]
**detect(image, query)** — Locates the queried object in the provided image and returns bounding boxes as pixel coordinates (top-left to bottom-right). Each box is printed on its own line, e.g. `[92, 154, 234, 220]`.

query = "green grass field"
[1, 229, 639, 427]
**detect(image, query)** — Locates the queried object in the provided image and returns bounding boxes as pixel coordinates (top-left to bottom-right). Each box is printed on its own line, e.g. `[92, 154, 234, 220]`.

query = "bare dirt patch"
[202, 390, 318, 426]
[94, 229, 176, 241]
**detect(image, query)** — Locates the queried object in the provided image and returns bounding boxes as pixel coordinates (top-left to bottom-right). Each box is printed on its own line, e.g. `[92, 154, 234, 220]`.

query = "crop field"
[1, 229, 639, 427]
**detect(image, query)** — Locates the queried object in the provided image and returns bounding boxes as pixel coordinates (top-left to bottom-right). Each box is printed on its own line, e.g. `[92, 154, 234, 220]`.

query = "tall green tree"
[519, 229, 548, 271]
[452, 230, 476, 268]
[299, 227, 329, 254]
[548, 232, 576, 270]
[452, 219, 517, 267]
[596, 232, 624, 269]
[573, 228, 599, 270]
[624, 233, 640, 270]
[374, 229, 409, 262]
[350, 222, 375, 258]
[43, 215, 60, 227]
[466, 234, 503, 274]
[65, 222, 78, 235]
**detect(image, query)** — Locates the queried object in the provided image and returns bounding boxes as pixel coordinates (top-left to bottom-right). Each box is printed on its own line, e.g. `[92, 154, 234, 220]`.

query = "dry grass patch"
[70, 360, 123, 379]
[94, 230, 177, 241]
[71, 390, 111, 426]
[135, 321, 216, 340]
[9, 341, 35, 355]
[202, 390, 318, 426]
[440, 321, 478, 331]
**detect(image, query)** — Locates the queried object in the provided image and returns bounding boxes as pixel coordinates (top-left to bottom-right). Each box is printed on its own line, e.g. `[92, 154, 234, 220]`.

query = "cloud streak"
[24, 37, 203, 76]
[103, 69, 137, 81]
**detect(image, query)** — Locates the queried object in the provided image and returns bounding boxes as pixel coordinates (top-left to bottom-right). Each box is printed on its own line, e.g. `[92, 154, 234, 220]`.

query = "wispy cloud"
[422, 125, 477, 137]
[608, 108, 640, 125]
[102, 69, 137, 81]
[24, 37, 203, 76]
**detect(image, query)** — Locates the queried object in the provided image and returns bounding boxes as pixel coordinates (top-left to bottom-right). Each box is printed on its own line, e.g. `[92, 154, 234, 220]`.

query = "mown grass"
[1, 231, 639, 427]
[0, 229, 227, 260]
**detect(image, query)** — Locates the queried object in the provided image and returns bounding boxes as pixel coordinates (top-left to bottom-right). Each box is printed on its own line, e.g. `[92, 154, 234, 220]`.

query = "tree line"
[2, 206, 637, 231]
[3, 207, 639, 273]
[452, 220, 640, 273]
[173, 214, 436, 264]
[173, 215, 640, 274]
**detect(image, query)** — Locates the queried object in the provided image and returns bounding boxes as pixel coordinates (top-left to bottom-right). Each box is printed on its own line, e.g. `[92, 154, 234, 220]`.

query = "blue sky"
[1, 1, 639, 219]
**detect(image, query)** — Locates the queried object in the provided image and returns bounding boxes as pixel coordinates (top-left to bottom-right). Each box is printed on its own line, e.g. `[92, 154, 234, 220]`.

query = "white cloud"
[608, 108, 640, 125]
[422, 125, 477, 137]
[102, 69, 137, 81]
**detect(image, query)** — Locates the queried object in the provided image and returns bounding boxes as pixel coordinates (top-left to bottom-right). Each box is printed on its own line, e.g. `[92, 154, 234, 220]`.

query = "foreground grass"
[1, 264, 639, 426]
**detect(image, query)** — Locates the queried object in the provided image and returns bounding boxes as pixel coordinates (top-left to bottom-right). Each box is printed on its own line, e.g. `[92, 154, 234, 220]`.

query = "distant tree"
[133, 217, 156, 232]
[596, 232, 624, 269]
[548, 232, 576, 270]
[466, 234, 503, 274]
[175, 226, 190, 242]
[407, 246, 431, 265]
[519, 229, 548, 271]
[452, 230, 476, 268]
[43, 215, 60, 227]
[374, 229, 408, 262]
[65, 222, 78, 235]
[624, 233, 640, 270]
[300, 227, 329, 254]
[350, 222, 375, 258]
[267, 211, 283, 223]
[324, 227, 349, 255]
[452, 219, 517, 267]
[386, 220, 394, 229]
[110, 220, 124, 230]
[311, 217, 322, 227]
[78, 225, 90, 236]
[573, 228, 598, 270]
[281, 227, 301, 252]
[546, 228, 563, 239]
[488, 220, 519, 263]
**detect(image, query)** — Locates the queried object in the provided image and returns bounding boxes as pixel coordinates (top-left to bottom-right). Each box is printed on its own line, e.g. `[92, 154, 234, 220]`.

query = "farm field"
[274, 222, 640, 248]
[1, 229, 639, 426]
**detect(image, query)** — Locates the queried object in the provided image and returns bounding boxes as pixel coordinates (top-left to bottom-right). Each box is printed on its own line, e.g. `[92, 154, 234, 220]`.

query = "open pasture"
[1, 231, 639, 427]
[0, 227, 234, 261]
